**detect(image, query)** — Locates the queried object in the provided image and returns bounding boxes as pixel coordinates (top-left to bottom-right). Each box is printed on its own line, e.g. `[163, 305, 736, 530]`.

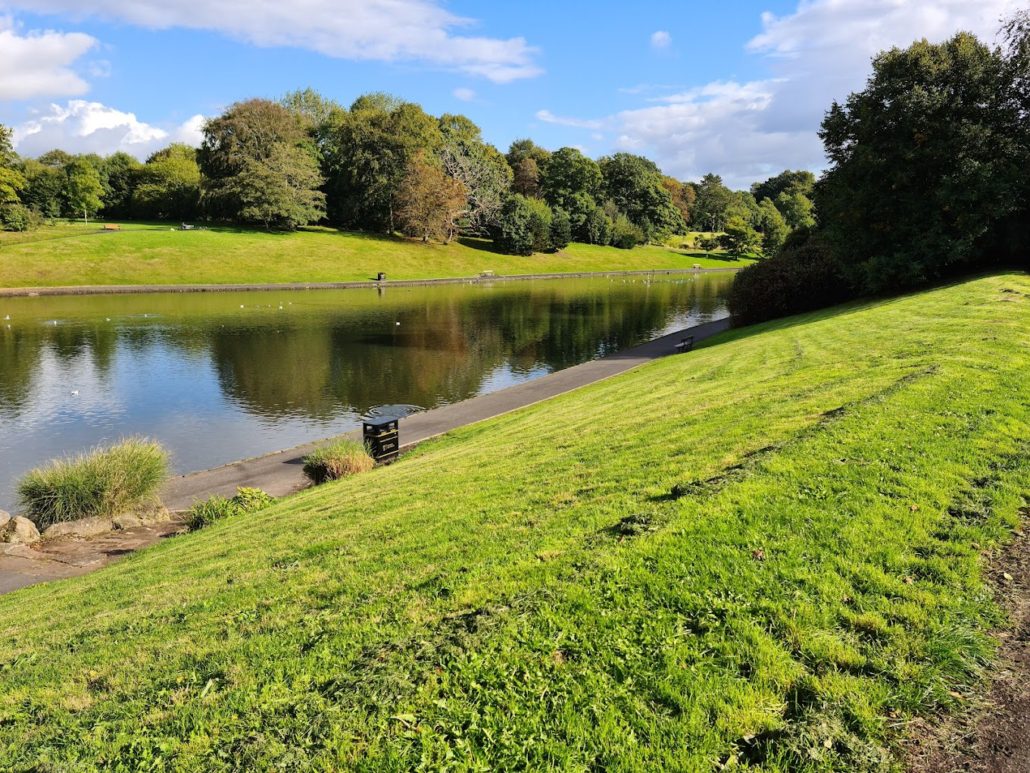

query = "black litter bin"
[363, 416, 399, 464]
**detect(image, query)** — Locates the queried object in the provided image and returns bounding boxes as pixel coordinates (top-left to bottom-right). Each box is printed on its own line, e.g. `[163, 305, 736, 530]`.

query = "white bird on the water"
[395, 321, 401, 326]
[2, 315, 8, 320]
[70, 390, 79, 396]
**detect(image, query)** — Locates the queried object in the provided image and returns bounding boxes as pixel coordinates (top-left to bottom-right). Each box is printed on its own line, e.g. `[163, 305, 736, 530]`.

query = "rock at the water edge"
[0, 510, 10, 529]
[112, 514, 144, 531]
[43, 517, 115, 540]
[0, 516, 41, 545]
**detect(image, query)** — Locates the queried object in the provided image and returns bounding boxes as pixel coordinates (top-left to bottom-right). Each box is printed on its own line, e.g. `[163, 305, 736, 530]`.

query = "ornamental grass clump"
[17, 438, 168, 529]
[303, 439, 375, 484]
[186, 487, 275, 531]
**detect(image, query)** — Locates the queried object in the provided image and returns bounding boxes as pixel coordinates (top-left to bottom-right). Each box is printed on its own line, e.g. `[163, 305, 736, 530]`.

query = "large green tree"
[492, 194, 558, 255]
[17, 159, 63, 219]
[541, 147, 602, 212]
[199, 98, 322, 225]
[751, 170, 815, 204]
[132, 144, 201, 221]
[756, 198, 789, 256]
[817, 32, 1025, 290]
[64, 157, 104, 223]
[322, 94, 442, 232]
[690, 173, 735, 232]
[0, 125, 28, 230]
[598, 153, 685, 240]
[236, 142, 326, 230]
[100, 152, 142, 218]
[774, 190, 816, 230]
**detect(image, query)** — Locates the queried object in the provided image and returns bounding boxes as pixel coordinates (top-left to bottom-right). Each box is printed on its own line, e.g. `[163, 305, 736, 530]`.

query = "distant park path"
[0, 267, 740, 297]
[0, 317, 731, 594]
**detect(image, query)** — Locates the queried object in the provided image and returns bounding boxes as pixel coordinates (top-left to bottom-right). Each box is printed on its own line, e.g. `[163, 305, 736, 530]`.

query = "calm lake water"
[0, 274, 734, 512]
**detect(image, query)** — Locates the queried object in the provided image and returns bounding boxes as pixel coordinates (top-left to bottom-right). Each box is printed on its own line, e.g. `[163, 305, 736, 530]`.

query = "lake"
[0, 273, 734, 512]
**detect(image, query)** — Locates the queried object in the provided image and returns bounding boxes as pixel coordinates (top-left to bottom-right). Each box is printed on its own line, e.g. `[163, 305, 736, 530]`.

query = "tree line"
[731, 11, 1030, 323]
[0, 90, 815, 257]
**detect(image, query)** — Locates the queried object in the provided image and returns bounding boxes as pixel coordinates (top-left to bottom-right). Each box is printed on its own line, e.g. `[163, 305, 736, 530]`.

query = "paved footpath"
[0, 317, 731, 594]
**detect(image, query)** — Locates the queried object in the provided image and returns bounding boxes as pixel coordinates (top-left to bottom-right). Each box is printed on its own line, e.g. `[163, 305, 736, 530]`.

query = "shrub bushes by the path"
[186, 487, 275, 531]
[728, 231, 854, 326]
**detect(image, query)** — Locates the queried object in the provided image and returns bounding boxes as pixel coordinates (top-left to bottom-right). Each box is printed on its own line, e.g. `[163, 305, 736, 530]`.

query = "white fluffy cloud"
[650, 31, 671, 50]
[13, 100, 205, 158]
[13, 0, 542, 82]
[0, 17, 97, 99]
[535, 109, 605, 130]
[548, 0, 1024, 187]
[452, 87, 476, 102]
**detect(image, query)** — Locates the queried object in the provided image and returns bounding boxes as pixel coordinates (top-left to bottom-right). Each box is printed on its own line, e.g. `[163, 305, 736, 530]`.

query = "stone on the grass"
[0, 516, 40, 544]
[43, 517, 114, 540]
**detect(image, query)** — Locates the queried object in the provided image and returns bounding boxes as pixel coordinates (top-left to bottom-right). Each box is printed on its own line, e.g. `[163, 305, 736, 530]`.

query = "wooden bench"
[103, 224, 120, 231]
[674, 336, 694, 353]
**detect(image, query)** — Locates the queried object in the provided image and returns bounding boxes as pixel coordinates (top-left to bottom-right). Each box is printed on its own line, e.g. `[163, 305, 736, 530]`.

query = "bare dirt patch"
[0, 516, 186, 594]
[906, 510, 1030, 773]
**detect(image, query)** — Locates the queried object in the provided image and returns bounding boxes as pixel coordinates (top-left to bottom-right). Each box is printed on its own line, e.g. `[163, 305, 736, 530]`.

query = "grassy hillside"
[0, 274, 1027, 769]
[0, 221, 747, 288]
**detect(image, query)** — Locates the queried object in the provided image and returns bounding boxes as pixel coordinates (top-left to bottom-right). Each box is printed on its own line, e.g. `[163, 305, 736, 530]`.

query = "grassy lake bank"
[0, 273, 1026, 768]
[0, 221, 750, 289]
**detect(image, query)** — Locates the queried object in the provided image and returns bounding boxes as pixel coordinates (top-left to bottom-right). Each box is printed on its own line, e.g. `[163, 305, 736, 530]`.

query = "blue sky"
[0, 0, 1021, 188]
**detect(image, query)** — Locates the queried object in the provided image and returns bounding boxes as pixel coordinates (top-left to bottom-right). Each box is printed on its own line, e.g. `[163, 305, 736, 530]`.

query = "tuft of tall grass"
[17, 438, 168, 529]
[303, 439, 375, 484]
[186, 487, 275, 531]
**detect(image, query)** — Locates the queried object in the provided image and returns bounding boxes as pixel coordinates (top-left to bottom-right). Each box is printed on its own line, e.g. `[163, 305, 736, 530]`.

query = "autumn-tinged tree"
[394, 154, 467, 243]
[662, 177, 695, 225]
[511, 157, 541, 198]
[438, 114, 511, 232]
[506, 138, 550, 197]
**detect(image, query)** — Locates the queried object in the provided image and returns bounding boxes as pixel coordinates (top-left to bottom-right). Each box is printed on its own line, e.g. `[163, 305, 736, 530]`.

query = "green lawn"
[0, 221, 748, 288]
[0, 274, 1027, 769]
